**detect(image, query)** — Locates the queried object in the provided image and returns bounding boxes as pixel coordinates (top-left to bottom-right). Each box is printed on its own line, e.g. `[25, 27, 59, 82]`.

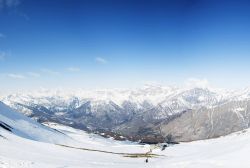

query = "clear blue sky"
[1, 0, 250, 92]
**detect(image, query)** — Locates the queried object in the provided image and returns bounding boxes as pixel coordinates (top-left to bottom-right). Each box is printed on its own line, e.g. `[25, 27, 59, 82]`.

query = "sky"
[1, 0, 250, 93]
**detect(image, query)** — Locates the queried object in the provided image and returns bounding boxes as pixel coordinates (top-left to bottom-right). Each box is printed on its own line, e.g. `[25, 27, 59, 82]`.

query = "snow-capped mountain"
[2, 100, 250, 168]
[2, 85, 250, 142]
[1, 85, 228, 115]
[3, 98, 250, 168]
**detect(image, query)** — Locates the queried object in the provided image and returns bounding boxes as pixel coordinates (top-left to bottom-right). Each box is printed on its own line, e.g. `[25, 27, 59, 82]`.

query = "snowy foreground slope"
[1, 102, 250, 168]
[0, 102, 74, 144]
[158, 130, 250, 168]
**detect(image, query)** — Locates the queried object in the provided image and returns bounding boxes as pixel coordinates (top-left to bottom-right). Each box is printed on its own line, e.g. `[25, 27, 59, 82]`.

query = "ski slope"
[154, 130, 250, 168]
[1, 101, 250, 168]
[0, 102, 74, 144]
[0, 121, 154, 168]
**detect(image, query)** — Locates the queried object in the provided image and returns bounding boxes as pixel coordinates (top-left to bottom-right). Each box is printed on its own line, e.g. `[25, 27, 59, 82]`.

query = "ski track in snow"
[2, 122, 250, 168]
[1, 101, 250, 168]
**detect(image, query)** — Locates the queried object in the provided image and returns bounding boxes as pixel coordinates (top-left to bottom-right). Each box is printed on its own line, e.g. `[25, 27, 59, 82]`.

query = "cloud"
[41, 68, 60, 75]
[143, 81, 162, 87]
[19, 13, 30, 21]
[0, 51, 6, 61]
[185, 78, 210, 89]
[27, 72, 40, 78]
[0, 0, 29, 20]
[0, 0, 20, 9]
[0, 33, 5, 38]
[7, 73, 25, 79]
[67, 67, 80, 72]
[95, 57, 107, 64]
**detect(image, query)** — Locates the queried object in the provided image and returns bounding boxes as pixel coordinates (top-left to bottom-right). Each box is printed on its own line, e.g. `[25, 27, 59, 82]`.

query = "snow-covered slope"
[155, 129, 250, 168]
[1, 101, 250, 167]
[1, 114, 250, 167]
[0, 101, 73, 144]
[1, 85, 229, 112]
[0, 85, 228, 125]
[0, 122, 150, 168]
[2, 85, 250, 142]
[0, 105, 152, 168]
[2, 84, 242, 118]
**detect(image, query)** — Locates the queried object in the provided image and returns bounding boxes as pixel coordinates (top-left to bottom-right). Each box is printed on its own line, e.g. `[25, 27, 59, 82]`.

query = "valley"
[2, 85, 250, 143]
[1, 101, 250, 168]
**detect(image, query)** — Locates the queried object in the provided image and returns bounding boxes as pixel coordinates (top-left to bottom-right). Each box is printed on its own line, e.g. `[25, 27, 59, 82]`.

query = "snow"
[155, 130, 250, 168]
[1, 99, 250, 168]
[0, 121, 152, 168]
[0, 102, 73, 144]
[3, 83, 250, 113]
[1, 104, 250, 167]
[233, 107, 245, 112]
[4, 83, 249, 117]
[0, 85, 233, 122]
[0, 84, 226, 110]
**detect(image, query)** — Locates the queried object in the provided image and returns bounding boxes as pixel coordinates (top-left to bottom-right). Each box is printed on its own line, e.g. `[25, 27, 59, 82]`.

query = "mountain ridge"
[2, 85, 250, 143]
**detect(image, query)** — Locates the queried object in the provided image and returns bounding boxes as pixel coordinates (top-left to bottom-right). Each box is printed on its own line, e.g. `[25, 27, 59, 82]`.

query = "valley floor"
[1, 123, 250, 168]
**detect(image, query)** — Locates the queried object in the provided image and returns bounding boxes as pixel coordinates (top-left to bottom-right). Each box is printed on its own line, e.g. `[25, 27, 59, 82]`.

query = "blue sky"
[1, 0, 250, 92]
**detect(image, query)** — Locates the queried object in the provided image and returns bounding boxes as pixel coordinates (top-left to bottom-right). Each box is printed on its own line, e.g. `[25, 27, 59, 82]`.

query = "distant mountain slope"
[158, 100, 250, 142]
[2, 85, 250, 142]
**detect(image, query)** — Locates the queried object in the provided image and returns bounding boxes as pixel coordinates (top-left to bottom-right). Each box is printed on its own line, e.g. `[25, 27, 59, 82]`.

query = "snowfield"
[1, 101, 250, 168]
[156, 130, 250, 168]
[0, 102, 74, 145]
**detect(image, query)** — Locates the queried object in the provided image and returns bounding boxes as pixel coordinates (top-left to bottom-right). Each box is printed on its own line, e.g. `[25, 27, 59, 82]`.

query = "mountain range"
[2, 84, 250, 143]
